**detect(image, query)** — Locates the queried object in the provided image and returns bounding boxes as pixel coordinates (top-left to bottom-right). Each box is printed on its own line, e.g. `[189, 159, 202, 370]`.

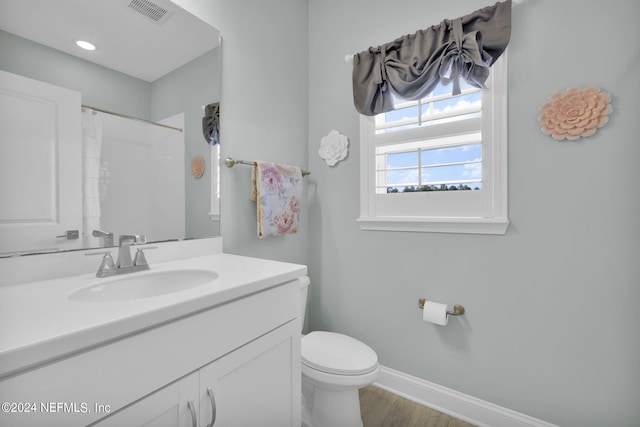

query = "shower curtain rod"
[81, 105, 183, 133]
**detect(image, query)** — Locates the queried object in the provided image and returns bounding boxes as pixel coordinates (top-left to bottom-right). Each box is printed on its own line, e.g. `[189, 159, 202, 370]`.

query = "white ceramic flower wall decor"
[538, 86, 613, 141]
[319, 130, 349, 166]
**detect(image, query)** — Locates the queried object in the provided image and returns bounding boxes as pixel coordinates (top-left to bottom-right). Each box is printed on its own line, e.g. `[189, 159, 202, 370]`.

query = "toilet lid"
[302, 331, 378, 375]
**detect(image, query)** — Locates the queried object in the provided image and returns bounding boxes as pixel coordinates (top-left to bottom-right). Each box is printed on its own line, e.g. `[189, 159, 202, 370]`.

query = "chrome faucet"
[86, 234, 155, 278]
[116, 234, 146, 268]
[92, 229, 114, 247]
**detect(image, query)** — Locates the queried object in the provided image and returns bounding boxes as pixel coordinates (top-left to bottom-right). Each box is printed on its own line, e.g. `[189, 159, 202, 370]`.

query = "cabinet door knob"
[207, 387, 217, 426]
[187, 400, 197, 427]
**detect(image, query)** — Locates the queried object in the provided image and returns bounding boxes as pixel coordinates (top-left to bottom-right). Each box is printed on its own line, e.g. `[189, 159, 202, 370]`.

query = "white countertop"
[0, 253, 307, 379]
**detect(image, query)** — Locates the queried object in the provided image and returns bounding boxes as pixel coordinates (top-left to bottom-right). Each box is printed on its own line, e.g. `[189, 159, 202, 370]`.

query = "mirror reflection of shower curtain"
[81, 109, 103, 239]
[97, 112, 185, 242]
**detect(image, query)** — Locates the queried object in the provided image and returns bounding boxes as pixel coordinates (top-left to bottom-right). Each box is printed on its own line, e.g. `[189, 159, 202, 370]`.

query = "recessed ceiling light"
[76, 40, 96, 51]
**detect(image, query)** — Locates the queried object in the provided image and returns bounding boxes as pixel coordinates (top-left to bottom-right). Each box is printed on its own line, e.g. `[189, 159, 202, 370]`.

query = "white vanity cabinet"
[0, 275, 302, 427]
[199, 321, 298, 427]
[95, 321, 299, 427]
[93, 371, 200, 427]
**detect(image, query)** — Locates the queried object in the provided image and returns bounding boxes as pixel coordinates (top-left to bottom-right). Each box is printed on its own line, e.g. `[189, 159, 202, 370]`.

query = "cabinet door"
[94, 372, 199, 427]
[200, 320, 300, 427]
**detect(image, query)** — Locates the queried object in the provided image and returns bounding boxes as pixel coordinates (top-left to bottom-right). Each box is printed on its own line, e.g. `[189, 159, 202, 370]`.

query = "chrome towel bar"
[225, 157, 311, 176]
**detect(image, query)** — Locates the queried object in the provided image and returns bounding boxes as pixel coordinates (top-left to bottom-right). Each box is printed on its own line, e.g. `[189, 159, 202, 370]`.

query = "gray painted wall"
[0, 30, 151, 118]
[153, 0, 640, 425]
[151, 47, 221, 239]
[175, 0, 310, 265]
[307, 0, 640, 426]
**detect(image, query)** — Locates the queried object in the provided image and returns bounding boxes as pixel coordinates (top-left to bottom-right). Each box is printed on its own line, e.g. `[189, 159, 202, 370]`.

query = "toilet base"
[302, 376, 364, 427]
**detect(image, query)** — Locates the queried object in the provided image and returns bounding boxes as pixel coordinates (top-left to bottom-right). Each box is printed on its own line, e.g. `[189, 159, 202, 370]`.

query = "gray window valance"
[203, 102, 220, 146]
[352, 0, 511, 116]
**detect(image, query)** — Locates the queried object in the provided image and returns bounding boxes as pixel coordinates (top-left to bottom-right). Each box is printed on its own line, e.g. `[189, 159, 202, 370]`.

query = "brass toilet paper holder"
[418, 298, 465, 316]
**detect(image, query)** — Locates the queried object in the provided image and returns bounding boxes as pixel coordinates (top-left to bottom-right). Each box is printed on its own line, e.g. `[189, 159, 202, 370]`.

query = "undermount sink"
[69, 269, 218, 302]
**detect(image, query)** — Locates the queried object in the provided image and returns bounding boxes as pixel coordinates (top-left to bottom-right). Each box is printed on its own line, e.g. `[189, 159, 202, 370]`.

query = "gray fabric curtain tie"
[372, 47, 386, 85]
[352, 0, 511, 116]
[353, 46, 395, 114]
[373, 47, 388, 112]
[439, 18, 492, 95]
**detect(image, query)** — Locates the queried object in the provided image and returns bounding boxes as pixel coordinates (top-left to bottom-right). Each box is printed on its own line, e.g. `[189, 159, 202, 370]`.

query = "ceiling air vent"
[126, 0, 173, 24]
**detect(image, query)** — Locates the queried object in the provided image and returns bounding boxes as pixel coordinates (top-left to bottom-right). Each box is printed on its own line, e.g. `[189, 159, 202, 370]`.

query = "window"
[209, 143, 220, 221]
[358, 55, 508, 234]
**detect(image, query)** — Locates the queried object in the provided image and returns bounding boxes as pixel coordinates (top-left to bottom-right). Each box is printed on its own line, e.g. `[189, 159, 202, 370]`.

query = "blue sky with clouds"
[378, 82, 483, 189]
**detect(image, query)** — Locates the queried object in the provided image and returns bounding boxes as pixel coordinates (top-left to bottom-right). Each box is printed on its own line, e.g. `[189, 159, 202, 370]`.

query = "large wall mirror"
[0, 0, 221, 256]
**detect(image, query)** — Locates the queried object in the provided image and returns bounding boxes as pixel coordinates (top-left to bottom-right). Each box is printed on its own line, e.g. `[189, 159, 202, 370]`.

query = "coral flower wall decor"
[538, 86, 612, 141]
[191, 155, 205, 179]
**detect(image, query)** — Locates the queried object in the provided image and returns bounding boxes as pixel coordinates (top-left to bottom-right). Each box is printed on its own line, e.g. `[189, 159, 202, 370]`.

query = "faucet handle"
[98, 253, 116, 271]
[85, 251, 116, 277]
[133, 246, 157, 267]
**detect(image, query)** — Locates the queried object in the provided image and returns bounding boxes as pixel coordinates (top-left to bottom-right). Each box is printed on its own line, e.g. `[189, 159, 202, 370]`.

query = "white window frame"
[209, 143, 220, 221]
[357, 54, 508, 234]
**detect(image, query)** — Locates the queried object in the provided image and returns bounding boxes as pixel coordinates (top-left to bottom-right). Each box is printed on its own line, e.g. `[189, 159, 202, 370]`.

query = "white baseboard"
[373, 366, 558, 427]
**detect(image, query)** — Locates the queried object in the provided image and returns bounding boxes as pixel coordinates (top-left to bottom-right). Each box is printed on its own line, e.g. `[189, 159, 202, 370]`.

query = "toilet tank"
[297, 276, 310, 332]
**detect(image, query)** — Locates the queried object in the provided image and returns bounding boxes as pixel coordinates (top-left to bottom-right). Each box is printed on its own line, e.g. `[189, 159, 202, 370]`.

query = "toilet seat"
[302, 331, 378, 376]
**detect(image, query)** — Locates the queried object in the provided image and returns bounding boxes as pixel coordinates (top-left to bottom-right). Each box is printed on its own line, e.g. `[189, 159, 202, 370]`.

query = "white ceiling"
[0, 0, 220, 82]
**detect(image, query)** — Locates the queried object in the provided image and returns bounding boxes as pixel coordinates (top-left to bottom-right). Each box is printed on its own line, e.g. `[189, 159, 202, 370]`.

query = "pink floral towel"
[251, 161, 303, 238]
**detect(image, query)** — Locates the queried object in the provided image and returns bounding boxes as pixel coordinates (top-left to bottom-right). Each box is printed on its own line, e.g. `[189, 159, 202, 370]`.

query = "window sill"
[357, 216, 509, 235]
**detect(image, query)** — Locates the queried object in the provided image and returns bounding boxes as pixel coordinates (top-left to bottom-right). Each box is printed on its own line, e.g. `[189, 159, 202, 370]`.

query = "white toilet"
[298, 277, 380, 427]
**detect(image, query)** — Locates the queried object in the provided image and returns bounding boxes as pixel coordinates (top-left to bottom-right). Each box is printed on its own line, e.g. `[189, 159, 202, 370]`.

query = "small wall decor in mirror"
[0, 0, 222, 256]
[192, 156, 206, 179]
